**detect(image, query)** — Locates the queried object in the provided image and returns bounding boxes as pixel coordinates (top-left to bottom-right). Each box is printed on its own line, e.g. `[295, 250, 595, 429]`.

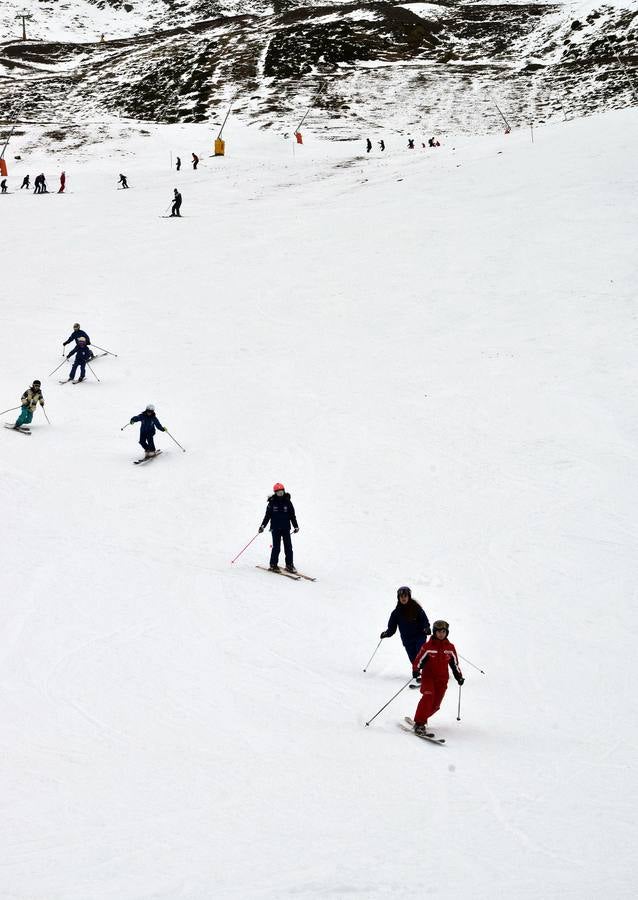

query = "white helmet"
[146, 404, 155, 412]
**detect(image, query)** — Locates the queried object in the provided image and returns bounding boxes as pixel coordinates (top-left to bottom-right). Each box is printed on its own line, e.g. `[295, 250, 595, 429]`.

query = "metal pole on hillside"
[16, 13, 32, 41]
[491, 97, 511, 132]
[294, 81, 327, 135]
[216, 103, 233, 141]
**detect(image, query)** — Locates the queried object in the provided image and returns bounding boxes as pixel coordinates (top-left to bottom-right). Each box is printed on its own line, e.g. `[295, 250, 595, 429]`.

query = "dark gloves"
[258, 526, 265, 533]
[457, 677, 465, 686]
[293, 527, 299, 533]
[130, 418, 135, 425]
[380, 631, 389, 639]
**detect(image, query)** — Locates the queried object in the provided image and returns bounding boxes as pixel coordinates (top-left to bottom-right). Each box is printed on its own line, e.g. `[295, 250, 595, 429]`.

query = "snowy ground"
[1, 111, 637, 899]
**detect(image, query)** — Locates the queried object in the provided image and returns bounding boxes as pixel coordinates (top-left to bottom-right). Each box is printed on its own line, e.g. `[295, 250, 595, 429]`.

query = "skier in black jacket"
[130, 405, 166, 458]
[66, 337, 92, 382]
[380, 586, 431, 679]
[259, 483, 299, 573]
[62, 323, 93, 358]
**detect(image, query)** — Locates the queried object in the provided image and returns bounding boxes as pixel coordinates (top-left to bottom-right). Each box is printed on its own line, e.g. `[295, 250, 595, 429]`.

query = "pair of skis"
[255, 565, 316, 582]
[399, 717, 446, 744]
[133, 449, 163, 466]
[3, 423, 31, 435]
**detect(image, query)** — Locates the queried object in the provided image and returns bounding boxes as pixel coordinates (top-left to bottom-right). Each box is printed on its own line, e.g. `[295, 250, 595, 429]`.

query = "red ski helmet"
[273, 483, 285, 492]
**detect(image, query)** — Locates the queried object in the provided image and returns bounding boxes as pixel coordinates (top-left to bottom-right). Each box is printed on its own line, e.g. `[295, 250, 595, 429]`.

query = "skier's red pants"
[414, 675, 448, 724]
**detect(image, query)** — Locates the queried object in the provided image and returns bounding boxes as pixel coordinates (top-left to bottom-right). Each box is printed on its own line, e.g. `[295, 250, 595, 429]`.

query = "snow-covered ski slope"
[1, 111, 637, 899]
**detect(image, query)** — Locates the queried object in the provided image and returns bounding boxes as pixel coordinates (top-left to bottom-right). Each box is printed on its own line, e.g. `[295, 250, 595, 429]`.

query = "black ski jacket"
[63, 329, 91, 346]
[261, 493, 298, 532]
[130, 411, 165, 438]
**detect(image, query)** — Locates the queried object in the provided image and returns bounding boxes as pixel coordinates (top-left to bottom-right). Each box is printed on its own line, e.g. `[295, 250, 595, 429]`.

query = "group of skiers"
[379, 586, 463, 734]
[365, 138, 441, 152]
[1, 173, 66, 193]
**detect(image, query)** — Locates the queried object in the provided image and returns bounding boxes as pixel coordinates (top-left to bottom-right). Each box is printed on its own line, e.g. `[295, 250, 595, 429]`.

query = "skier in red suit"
[412, 620, 464, 734]
[58, 171, 66, 193]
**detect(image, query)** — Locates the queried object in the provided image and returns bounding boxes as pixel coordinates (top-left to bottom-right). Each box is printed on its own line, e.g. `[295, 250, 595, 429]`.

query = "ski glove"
[130, 418, 135, 425]
[258, 526, 265, 533]
[293, 527, 299, 533]
[380, 631, 389, 639]
[457, 677, 465, 686]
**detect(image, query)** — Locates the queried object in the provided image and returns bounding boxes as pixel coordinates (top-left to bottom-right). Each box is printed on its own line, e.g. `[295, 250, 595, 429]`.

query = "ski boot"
[269, 565, 280, 572]
[285, 564, 297, 574]
[414, 722, 427, 736]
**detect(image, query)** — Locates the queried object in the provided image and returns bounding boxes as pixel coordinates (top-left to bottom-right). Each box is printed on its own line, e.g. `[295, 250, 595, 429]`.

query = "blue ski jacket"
[130, 411, 165, 437]
[63, 329, 91, 346]
[67, 344, 92, 363]
[261, 493, 298, 532]
[384, 600, 431, 649]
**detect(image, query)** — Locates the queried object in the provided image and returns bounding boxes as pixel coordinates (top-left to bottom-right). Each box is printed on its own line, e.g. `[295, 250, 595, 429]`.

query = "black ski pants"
[270, 529, 293, 567]
[140, 434, 156, 452]
[69, 360, 86, 381]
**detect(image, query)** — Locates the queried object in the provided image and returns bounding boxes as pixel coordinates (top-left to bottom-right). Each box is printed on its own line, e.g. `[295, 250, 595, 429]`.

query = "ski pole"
[457, 684, 462, 721]
[459, 654, 486, 675]
[92, 344, 118, 357]
[48, 359, 68, 377]
[363, 640, 382, 673]
[87, 362, 100, 383]
[120, 422, 131, 431]
[41, 406, 51, 425]
[0, 405, 20, 415]
[365, 676, 413, 727]
[165, 430, 186, 452]
[230, 532, 260, 564]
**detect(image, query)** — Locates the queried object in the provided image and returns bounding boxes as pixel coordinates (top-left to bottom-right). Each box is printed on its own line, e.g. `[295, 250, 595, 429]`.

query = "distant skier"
[192, 153, 199, 170]
[129, 405, 166, 458]
[20, 175, 30, 190]
[33, 174, 43, 194]
[0, 179, 7, 193]
[62, 323, 93, 358]
[412, 620, 464, 735]
[170, 188, 182, 217]
[366, 138, 372, 153]
[58, 171, 66, 193]
[258, 483, 299, 573]
[176, 156, 181, 171]
[380, 586, 431, 680]
[13, 380, 44, 430]
[65, 337, 92, 382]
[407, 138, 415, 150]
[428, 137, 440, 148]
[118, 174, 129, 189]
[379, 140, 385, 152]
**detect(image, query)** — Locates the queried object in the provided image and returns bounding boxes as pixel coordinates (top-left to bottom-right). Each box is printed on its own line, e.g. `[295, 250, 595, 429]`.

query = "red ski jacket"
[414, 636, 463, 683]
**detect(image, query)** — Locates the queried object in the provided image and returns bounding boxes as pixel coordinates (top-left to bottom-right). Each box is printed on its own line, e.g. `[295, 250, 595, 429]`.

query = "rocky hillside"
[0, 1, 636, 139]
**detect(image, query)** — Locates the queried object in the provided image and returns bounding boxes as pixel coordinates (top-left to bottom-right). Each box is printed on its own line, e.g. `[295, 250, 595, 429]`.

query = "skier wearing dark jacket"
[63, 324, 92, 350]
[66, 338, 92, 381]
[412, 620, 464, 734]
[259, 483, 299, 573]
[380, 586, 430, 678]
[130, 405, 166, 457]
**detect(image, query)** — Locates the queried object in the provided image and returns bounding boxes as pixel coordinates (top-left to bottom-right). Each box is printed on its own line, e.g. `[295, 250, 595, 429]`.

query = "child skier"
[412, 620, 464, 734]
[258, 483, 299, 573]
[380, 587, 430, 679]
[66, 337, 92, 382]
[13, 380, 44, 429]
[130, 405, 166, 458]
